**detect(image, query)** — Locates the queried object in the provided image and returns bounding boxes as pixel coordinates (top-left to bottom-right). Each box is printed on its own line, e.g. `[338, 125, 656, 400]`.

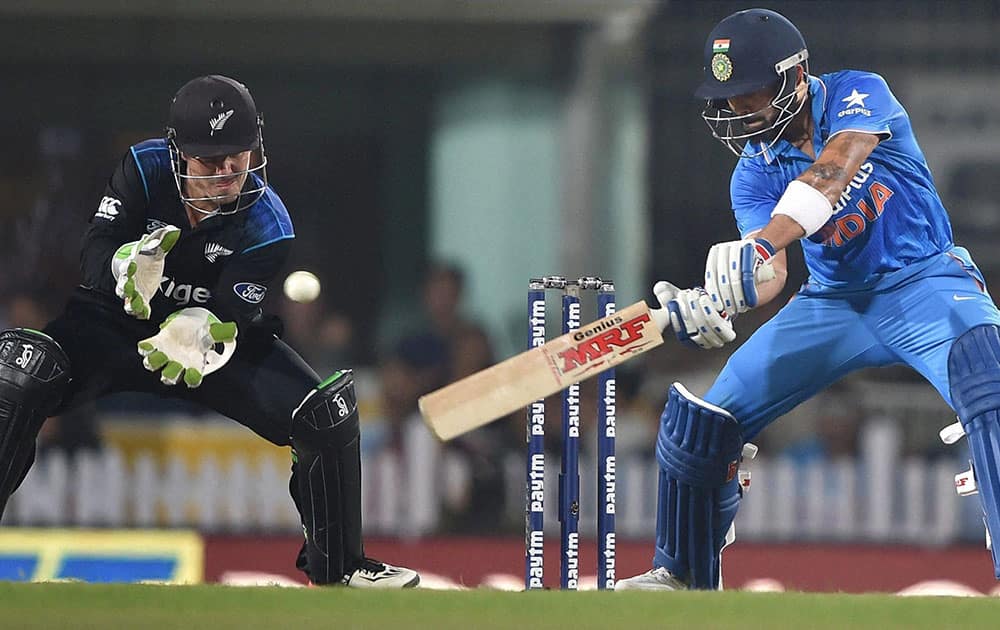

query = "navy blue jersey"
[80, 139, 294, 327]
[731, 71, 954, 289]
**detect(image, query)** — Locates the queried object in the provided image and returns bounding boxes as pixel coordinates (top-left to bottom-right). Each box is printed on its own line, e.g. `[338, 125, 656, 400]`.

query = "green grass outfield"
[1, 583, 998, 630]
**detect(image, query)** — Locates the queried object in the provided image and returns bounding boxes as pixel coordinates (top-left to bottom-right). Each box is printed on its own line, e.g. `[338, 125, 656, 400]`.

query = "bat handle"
[649, 306, 670, 332]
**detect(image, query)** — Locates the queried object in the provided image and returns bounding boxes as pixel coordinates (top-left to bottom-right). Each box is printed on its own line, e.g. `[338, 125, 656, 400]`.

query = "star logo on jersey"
[837, 88, 873, 119]
[841, 89, 869, 108]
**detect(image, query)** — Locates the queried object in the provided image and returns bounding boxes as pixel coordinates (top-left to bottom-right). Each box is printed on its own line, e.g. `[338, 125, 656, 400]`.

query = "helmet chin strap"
[183, 199, 222, 217]
[180, 175, 242, 217]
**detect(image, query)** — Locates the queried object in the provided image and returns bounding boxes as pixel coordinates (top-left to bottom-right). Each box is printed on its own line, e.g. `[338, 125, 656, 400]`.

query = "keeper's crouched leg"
[290, 370, 419, 588]
[653, 383, 744, 590]
[949, 324, 1000, 579]
[290, 370, 365, 585]
[0, 329, 71, 517]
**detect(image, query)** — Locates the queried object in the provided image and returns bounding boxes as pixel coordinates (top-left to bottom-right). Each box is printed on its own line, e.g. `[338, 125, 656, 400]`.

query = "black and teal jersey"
[79, 138, 294, 327]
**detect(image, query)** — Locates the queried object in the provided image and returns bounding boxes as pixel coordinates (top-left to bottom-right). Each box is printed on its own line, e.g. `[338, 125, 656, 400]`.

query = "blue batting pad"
[949, 324, 1000, 579]
[654, 383, 744, 589]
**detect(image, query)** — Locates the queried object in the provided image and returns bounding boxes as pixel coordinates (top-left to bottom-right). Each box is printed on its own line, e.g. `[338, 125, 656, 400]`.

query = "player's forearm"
[756, 215, 805, 252]
[765, 132, 881, 244]
[797, 132, 880, 206]
[80, 232, 128, 293]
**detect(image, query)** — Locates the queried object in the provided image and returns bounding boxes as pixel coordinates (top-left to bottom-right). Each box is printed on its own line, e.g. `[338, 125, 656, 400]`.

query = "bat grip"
[649, 306, 670, 332]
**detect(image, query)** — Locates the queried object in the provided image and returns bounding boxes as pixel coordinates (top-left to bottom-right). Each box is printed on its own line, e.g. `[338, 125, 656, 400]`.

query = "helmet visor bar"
[168, 135, 269, 216]
[775, 49, 809, 75]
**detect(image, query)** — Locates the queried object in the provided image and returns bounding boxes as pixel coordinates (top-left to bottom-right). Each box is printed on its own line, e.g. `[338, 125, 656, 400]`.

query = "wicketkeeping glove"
[653, 281, 736, 350]
[138, 307, 237, 388]
[112, 225, 181, 320]
[704, 237, 777, 318]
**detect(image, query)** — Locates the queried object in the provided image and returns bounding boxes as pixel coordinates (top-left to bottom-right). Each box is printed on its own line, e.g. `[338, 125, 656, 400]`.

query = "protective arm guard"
[653, 383, 745, 589]
[0, 329, 71, 516]
[289, 370, 364, 585]
[949, 324, 1000, 579]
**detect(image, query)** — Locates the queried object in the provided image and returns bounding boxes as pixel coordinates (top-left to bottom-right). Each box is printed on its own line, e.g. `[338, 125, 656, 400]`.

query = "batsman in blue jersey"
[617, 8, 1000, 591]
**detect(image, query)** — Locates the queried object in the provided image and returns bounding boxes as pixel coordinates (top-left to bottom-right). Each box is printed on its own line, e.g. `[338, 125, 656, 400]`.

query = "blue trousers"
[704, 247, 1000, 439]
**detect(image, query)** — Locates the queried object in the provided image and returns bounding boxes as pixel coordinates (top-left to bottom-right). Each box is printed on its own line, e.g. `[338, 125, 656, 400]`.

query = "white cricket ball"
[283, 270, 321, 303]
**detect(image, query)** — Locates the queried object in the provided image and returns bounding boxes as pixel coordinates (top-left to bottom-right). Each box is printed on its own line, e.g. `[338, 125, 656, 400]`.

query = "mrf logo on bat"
[553, 312, 655, 377]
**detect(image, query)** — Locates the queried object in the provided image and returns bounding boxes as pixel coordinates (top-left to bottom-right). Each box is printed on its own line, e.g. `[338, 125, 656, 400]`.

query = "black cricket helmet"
[166, 75, 268, 215]
[696, 9, 809, 157]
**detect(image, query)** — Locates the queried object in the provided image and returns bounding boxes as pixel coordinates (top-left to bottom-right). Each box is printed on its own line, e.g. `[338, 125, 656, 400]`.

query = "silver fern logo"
[204, 242, 234, 262]
[209, 109, 235, 136]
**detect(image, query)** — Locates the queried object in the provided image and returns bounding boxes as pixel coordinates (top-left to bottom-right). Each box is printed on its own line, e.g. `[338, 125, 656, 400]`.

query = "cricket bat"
[419, 300, 669, 441]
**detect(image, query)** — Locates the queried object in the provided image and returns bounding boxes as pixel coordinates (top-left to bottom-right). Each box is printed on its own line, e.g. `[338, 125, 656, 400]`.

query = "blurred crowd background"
[3, 0, 1000, 547]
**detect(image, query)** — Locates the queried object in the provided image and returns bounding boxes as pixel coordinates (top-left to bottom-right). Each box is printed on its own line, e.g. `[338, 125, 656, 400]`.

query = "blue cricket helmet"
[695, 8, 808, 100]
[696, 9, 810, 157]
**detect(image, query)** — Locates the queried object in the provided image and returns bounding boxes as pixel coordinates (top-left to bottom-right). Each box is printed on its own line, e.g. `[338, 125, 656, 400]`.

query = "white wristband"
[770, 180, 834, 238]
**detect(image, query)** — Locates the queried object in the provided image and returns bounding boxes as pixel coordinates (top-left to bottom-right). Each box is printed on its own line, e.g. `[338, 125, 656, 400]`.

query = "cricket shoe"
[614, 567, 686, 591]
[344, 558, 420, 589]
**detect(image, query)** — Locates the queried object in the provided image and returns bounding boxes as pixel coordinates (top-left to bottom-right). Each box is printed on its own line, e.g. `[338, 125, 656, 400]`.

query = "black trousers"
[36, 296, 339, 577]
[0, 292, 364, 584]
[44, 296, 319, 446]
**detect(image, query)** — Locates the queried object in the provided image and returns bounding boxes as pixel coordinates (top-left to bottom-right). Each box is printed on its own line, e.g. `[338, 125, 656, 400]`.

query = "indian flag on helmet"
[713, 39, 730, 53]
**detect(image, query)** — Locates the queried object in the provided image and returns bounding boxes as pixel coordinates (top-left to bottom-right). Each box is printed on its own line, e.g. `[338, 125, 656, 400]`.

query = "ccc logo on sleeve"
[95, 196, 121, 221]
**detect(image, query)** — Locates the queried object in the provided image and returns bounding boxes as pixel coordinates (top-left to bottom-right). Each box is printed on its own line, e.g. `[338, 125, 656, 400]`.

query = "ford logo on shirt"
[234, 282, 267, 304]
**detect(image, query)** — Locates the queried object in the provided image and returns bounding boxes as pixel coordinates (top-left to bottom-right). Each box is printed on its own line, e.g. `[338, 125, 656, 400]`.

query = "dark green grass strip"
[0, 583, 998, 630]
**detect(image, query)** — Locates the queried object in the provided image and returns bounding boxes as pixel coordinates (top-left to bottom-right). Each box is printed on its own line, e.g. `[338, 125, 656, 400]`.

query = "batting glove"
[112, 225, 181, 320]
[704, 237, 777, 318]
[138, 307, 237, 388]
[653, 281, 736, 350]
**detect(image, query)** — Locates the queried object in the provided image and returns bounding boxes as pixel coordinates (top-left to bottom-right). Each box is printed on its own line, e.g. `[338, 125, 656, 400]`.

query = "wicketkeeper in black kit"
[0, 75, 419, 588]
